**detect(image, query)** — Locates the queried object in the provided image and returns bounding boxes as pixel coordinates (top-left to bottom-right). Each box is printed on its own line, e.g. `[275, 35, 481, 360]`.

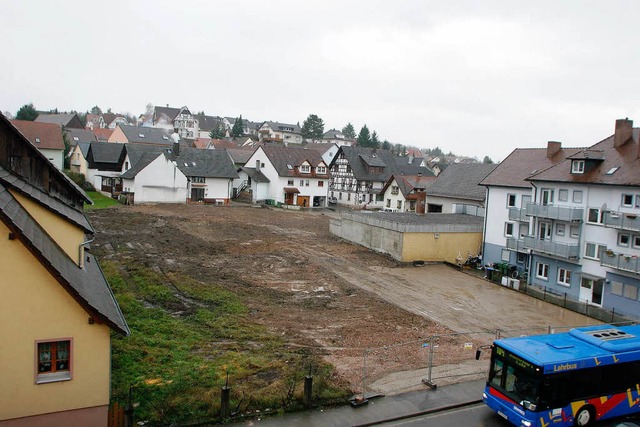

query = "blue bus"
[481, 324, 640, 427]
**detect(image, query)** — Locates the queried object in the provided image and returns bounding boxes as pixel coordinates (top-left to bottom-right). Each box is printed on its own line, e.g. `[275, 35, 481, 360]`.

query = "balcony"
[601, 250, 640, 274]
[515, 235, 580, 259]
[508, 207, 528, 222]
[506, 237, 527, 252]
[526, 203, 583, 222]
[603, 211, 640, 232]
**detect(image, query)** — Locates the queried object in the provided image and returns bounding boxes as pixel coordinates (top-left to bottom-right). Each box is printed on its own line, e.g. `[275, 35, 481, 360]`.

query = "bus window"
[505, 365, 517, 392]
[490, 359, 504, 388]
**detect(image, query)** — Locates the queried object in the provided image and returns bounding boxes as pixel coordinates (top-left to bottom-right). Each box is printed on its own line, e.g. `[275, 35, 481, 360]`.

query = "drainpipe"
[79, 236, 95, 268]
[528, 182, 538, 285]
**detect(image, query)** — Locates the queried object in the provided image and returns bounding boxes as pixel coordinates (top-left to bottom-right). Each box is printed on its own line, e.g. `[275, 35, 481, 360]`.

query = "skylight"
[35, 137, 40, 143]
[606, 167, 620, 175]
[163, 135, 169, 140]
[73, 136, 79, 141]
[138, 133, 145, 138]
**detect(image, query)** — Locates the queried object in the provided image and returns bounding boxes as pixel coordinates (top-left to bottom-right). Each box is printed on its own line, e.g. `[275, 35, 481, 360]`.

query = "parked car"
[328, 197, 337, 204]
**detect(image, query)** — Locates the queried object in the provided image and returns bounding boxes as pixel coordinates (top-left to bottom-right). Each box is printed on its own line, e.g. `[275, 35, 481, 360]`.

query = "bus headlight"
[521, 420, 532, 427]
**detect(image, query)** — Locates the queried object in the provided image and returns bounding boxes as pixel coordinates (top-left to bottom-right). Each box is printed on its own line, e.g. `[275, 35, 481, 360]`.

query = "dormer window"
[316, 166, 326, 174]
[571, 160, 585, 174]
[300, 164, 311, 173]
[35, 137, 40, 144]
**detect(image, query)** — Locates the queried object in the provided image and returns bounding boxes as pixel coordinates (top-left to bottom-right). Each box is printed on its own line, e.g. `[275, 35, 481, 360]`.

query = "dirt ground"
[88, 204, 597, 394]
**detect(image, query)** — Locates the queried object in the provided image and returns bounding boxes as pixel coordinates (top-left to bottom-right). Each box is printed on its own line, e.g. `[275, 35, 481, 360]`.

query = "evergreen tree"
[90, 105, 102, 115]
[209, 123, 225, 139]
[370, 131, 380, 148]
[301, 114, 325, 140]
[382, 140, 391, 150]
[231, 115, 244, 137]
[357, 125, 371, 147]
[483, 156, 494, 164]
[342, 122, 356, 139]
[16, 103, 38, 121]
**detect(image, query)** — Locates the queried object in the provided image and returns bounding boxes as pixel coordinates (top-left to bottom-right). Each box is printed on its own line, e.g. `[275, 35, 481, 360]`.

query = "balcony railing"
[506, 237, 526, 252]
[517, 235, 580, 259]
[603, 211, 640, 232]
[526, 203, 583, 222]
[508, 207, 528, 222]
[600, 249, 640, 274]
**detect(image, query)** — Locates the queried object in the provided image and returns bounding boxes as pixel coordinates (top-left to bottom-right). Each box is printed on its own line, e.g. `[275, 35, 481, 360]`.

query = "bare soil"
[88, 204, 596, 394]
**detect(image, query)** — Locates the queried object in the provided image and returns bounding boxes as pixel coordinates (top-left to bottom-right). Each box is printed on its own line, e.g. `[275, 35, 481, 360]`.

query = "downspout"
[79, 235, 95, 268]
[481, 186, 489, 265]
[528, 182, 538, 285]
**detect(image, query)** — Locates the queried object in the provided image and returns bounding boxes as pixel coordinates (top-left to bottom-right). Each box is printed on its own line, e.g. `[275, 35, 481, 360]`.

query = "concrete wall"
[402, 231, 483, 264]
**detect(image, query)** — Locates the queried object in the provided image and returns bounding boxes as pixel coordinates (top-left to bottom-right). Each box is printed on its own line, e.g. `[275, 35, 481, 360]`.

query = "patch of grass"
[103, 261, 349, 425]
[85, 191, 119, 210]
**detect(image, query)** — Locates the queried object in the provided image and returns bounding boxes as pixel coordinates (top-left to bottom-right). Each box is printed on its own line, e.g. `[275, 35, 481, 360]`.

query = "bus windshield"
[489, 347, 542, 409]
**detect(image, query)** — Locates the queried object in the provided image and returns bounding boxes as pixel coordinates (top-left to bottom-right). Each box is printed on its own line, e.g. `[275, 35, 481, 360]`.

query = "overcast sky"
[2, 1, 640, 161]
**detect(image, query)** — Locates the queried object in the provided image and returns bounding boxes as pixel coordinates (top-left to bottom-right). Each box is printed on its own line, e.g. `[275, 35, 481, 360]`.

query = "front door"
[191, 188, 205, 202]
[579, 278, 604, 305]
[297, 196, 310, 208]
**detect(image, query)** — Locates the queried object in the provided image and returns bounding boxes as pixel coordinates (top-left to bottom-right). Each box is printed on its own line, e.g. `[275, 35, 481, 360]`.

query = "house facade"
[243, 146, 330, 206]
[424, 163, 496, 215]
[0, 115, 128, 426]
[380, 174, 435, 213]
[258, 121, 303, 144]
[322, 129, 355, 147]
[11, 120, 65, 170]
[152, 106, 199, 140]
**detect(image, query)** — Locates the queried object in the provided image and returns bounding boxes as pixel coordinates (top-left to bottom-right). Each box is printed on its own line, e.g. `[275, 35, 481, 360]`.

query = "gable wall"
[133, 155, 187, 203]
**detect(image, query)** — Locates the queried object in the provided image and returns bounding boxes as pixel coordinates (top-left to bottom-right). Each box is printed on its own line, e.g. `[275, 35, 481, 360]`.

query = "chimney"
[172, 141, 180, 157]
[614, 118, 633, 148]
[547, 141, 561, 158]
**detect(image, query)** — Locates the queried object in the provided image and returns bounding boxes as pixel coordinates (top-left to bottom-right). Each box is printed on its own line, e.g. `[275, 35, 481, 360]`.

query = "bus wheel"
[574, 406, 594, 426]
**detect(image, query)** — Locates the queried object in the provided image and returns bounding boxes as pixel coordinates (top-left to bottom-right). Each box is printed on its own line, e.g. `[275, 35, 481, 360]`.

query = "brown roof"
[193, 138, 212, 149]
[529, 129, 640, 186]
[10, 120, 64, 150]
[211, 139, 239, 150]
[92, 128, 114, 142]
[480, 145, 584, 189]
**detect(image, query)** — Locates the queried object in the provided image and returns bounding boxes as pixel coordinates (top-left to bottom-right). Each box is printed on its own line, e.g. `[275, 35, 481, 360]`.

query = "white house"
[242, 145, 330, 206]
[258, 121, 303, 144]
[424, 163, 496, 215]
[379, 174, 436, 213]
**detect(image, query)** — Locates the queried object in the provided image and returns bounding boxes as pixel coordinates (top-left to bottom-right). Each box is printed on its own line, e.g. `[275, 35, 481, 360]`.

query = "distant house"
[35, 113, 84, 129]
[65, 128, 97, 163]
[86, 113, 129, 130]
[380, 173, 436, 213]
[304, 142, 339, 167]
[85, 142, 127, 196]
[120, 145, 238, 205]
[258, 121, 303, 144]
[109, 124, 175, 146]
[195, 114, 225, 139]
[11, 119, 65, 169]
[242, 145, 330, 206]
[322, 129, 355, 147]
[152, 105, 198, 140]
[424, 163, 497, 215]
[92, 128, 114, 142]
[0, 114, 129, 426]
[69, 142, 91, 175]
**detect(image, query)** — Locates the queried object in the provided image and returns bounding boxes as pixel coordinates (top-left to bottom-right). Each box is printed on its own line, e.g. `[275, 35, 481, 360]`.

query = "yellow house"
[0, 115, 129, 426]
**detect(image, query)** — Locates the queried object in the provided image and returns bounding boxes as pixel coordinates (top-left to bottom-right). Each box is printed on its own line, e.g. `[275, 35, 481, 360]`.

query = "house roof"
[35, 113, 79, 127]
[92, 128, 114, 142]
[426, 163, 497, 201]
[194, 114, 223, 132]
[119, 125, 174, 145]
[89, 142, 126, 164]
[11, 120, 64, 150]
[0, 182, 129, 335]
[479, 145, 584, 189]
[165, 147, 239, 179]
[226, 148, 255, 165]
[262, 121, 302, 134]
[193, 138, 212, 149]
[101, 113, 126, 126]
[65, 127, 97, 144]
[336, 146, 432, 182]
[529, 128, 640, 186]
[154, 106, 181, 123]
[0, 165, 93, 232]
[303, 142, 337, 156]
[211, 138, 240, 150]
[77, 142, 91, 159]
[240, 166, 270, 183]
[323, 129, 345, 139]
[261, 145, 329, 177]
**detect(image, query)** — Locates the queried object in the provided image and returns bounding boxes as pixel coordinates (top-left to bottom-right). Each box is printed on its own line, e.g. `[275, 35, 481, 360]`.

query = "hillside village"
[3, 104, 640, 425]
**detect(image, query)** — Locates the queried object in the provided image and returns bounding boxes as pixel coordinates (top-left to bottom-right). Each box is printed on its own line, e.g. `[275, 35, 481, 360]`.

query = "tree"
[90, 105, 102, 115]
[382, 140, 391, 150]
[209, 123, 225, 139]
[231, 115, 244, 137]
[62, 130, 71, 168]
[342, 122, 356, 139]
[16, 103, 38, 121]
[370, 131, 380, 148]
[301, 114, 325, 140]
[483, 156, 494, 164]
[394, 144, 406, 155]
[357, 125, 371, 147]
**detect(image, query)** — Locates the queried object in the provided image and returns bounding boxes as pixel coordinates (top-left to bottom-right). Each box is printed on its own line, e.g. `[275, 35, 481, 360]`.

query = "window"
[588, 208, 603, 224]
[35, 137, 40, 143]
[386, 199, 391, 207]
[536, 262, 549, 280]
[397, 200, 402, 210]
[570, 225, 580, 238]
[287, 179, 294, 186]
[538, 222, 552, 240]
[556, 224, 565, 236]
[619, 233, 630, 247]
[318, 181, 324, 187]
[192, 176, 205, 183]
[558, 189, 568, 202]
[516, 252, 527, 264]
[622, 194, 634, 207]
[504, 222, 514, 237]
[347, 193, 351, 201]
[305, 180, 309, 187]
[573, 190, 583, 203]
[557, 268, 571, 286]
[611, 281, 624, 296]
[300, 164, 311, 173]
[507, 194, 516, 207]
[37, 340, 71, 383]
[391, 186, 399, 195]
[541, 189, 554, 205]
[585, 242, 606, 260]
[299, 180, 304, 186]
[571, 160, 585, 174]
[501, 249, 510, 262]
[633, 235, 640, 249]
[623, 285, 638, 300]
[316, 166, 326, 174]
